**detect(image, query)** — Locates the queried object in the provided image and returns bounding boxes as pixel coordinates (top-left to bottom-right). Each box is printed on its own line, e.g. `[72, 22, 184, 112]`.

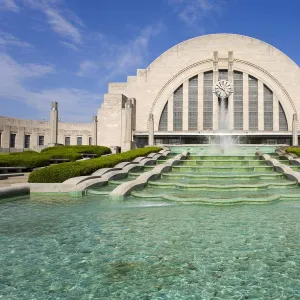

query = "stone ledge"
[110, 151, 189, 200]
[0, 185, 30, 199]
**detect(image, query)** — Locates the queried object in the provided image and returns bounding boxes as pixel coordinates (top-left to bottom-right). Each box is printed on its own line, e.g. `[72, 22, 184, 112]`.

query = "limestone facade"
[1, 34, 300, 151]
[98, 34, 300, 148]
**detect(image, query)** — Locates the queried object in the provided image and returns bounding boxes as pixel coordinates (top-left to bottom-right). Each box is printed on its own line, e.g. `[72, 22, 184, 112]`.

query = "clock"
[215, 80, 232, 98]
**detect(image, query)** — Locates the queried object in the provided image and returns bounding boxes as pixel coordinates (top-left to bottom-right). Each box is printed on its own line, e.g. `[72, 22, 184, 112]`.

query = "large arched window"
[248, 75, 258, 130]
[264, 85, 273, 131]
[233, 71, 243, 130]
[158, 102, 168, 131]
[203, 71, 213, 129]
[173, 85, 183, 130]
[279, 102, 288, 131]
[188, 76, 198, 130]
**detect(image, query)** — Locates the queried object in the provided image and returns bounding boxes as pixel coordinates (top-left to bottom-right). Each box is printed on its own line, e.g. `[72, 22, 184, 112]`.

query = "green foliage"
[28, 147, 162, 183]
[0, 146, 111, 169]
[41, 145, 111, 161]
[0, 152, 50, 168]
[286, 147, 300, 156]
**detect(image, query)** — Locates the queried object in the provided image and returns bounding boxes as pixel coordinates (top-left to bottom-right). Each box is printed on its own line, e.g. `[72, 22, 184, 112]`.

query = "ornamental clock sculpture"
[214, 80, 232, 98]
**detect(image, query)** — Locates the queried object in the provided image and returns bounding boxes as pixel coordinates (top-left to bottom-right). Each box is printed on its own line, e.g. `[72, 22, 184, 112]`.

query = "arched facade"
[97, 33, 300, 149]
[1, 34, 300, 152]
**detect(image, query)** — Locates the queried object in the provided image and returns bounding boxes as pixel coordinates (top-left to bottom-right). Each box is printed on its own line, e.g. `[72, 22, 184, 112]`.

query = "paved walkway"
[0, 173, 29, 187]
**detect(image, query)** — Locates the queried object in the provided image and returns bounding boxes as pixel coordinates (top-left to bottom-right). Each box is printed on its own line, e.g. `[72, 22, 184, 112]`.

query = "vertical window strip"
[158, 102, 168, 131]
[203, 71, 213, 129]
[264, 85, 273, 131]
[218, 70, 228, 80]
[248, 75, 258, 130]
[233, 71, 243, 130]
[188, 76, 198, 130]
[279, 102, 288, 131]
[173, 85, 183, 130]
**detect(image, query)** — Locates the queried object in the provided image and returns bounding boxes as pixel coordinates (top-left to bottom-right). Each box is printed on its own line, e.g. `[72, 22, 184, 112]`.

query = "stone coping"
[0, 185, 30, 200]
[110, 150, 189, 200]
[0, 148, 171, 198]
[131, 191, 282, 205]
[257, 151, 300, 183]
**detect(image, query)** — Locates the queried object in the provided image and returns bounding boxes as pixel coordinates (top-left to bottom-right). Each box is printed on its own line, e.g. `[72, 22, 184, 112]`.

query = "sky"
[0, 0, 300, 123]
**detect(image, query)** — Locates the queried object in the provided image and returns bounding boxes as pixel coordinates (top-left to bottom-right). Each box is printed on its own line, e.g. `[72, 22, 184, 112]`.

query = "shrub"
[0, 146, 111, 169]
[41, 145, 111, 161]
[28, 147, 162, 183]
[286, 147, 300, 156]
[0, 153, 50, 169]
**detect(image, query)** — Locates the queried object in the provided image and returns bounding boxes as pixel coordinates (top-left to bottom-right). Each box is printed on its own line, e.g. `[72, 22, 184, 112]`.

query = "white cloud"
[60, 41, 79, 51]
[76, 22, 163, 80]
[0, 31, 32, 48]
[0, 0, 19, 12]
[76, 60, 98, 77]
[44, 8, 82, 44]
[23, 0, 84, 45]
[0, 54, 100, 122]
[169, 0, 224, 27]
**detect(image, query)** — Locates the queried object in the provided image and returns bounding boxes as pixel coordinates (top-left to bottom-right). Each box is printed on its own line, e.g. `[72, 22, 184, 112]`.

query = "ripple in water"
[0, 195, 299, 299]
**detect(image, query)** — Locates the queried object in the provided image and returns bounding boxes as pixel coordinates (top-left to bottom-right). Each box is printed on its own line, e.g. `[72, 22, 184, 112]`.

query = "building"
[1, 34, 300, 152]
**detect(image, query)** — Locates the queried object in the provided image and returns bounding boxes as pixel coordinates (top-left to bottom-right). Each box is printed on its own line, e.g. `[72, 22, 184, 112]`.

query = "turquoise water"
[0, 195, 300, 299]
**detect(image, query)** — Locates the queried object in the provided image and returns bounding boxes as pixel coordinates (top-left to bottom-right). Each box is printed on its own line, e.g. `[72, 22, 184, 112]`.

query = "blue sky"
[0, 0, 299, 123]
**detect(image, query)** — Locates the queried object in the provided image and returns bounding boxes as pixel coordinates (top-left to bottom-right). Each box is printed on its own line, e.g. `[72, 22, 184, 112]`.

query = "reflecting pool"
[1, 195, 300, 299]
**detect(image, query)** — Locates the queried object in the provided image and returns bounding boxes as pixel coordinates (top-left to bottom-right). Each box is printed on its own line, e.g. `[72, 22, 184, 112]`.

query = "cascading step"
[130, 191, 283, 205]
[161, 172, 284, 179]
[147, 181, 297, 191]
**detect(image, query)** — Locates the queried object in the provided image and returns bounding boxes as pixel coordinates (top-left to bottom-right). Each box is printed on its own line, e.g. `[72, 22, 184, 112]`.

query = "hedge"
[0, 146, 111, 169]
[28, 147, 163, 183]
[0, 152, 50, 168]
[286, 147, 300, 156]
[41, 145, 111, 161]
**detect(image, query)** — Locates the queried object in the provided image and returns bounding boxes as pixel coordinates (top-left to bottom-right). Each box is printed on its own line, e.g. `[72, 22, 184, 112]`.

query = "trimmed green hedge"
[0, 152, 50, 168]
[0, 146, 111, 169]
[41, 145, 111, 161]
[286, 147, 300, 156]
[28, 147, 162, 183]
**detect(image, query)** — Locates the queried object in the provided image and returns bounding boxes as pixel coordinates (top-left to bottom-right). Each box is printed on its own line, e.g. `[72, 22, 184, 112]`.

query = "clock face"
[215, 80, 232, 98]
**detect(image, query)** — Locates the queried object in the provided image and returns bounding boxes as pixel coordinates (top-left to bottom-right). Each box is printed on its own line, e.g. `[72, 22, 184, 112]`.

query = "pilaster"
[31, 129, 39, 147]
[121, 99, 133, 151]
[2, 125, 11, 149]
[213, 51, 219, 130]
[92, 116, 98, 145]
[293, 114, 298, 146]
[16, 127, 25, 149]
[50, 101, 58, 145]
[148, 114, 154, 146]
[227, 51, 234, 130]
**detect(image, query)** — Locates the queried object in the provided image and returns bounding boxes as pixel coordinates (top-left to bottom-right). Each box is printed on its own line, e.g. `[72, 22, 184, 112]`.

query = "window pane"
[188, 76, 198, 130]
[248, 75, 258, 130]
[279, 102, 288, 131]
[38, 136, 44, 146]
[264, 85, 273, 131]
[173, 85, 183, 130]
[158, 102, 168, 131]
[77, 136, 82, 145]
[10, 133, 16, 148]
[24, 135, 30, 148]
[65, 136, 70, 146]
[233, 71, 243, 129]
[203, 71, 213, 129]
